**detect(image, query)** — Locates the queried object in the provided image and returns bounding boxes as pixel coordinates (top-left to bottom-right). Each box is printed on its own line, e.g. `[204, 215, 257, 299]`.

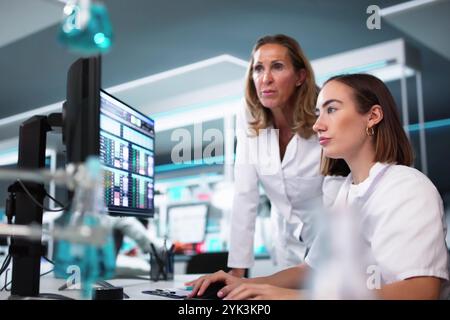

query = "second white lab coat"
[306, 162, 450, 298]
[228, 104, 325, 269]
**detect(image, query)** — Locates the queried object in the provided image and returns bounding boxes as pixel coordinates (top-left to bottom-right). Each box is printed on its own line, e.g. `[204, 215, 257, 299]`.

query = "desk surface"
[0, 273, 200, 300]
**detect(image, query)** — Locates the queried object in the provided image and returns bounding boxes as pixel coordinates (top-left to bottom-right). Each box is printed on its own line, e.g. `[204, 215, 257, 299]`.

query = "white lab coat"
[306, 162, 450, 298]
[228, 104, 325, 269]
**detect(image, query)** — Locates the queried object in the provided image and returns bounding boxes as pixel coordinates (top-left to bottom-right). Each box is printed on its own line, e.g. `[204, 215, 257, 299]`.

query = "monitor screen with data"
[99, 89, 155, 217]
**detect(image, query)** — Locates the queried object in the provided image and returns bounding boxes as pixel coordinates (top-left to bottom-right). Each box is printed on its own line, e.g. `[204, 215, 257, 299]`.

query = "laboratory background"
[0, 0, 449, 298]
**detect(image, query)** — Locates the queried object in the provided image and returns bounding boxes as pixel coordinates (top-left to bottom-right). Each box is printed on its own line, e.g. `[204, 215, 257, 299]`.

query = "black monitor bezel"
[99, 89, 155, 218]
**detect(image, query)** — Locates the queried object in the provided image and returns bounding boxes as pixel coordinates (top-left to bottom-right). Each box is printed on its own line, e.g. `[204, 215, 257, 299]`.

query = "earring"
[366, 126, 375, 136]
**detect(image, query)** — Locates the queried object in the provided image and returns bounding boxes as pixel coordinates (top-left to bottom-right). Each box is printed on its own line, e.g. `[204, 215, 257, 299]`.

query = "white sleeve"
[304, 225, 325, 270]
[227, 104, 260, 269]
[305, 175, 347, 268]
[371, 174, 449, 283]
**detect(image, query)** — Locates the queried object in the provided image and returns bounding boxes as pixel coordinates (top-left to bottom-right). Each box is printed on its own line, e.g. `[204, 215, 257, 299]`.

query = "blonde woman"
[228, 34, 325, 277]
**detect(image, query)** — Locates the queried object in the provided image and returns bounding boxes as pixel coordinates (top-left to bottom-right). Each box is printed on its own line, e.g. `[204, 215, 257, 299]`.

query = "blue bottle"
[58, 0, 113, 56]
[53, 157, 115, 298]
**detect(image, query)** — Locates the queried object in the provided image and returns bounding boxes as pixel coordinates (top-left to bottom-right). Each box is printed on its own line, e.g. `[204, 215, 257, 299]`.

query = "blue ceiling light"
[407, 118, 450, 132]
[155, 156, 227, 173]
[58, 0, 113, 56]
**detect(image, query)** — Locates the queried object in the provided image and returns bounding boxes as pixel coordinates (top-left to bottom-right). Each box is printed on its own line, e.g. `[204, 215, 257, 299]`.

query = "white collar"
[335, 162, 392, 207]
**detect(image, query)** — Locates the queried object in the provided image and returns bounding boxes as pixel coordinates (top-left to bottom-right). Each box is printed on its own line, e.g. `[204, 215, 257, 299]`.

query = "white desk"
[0, 273, 199, 300]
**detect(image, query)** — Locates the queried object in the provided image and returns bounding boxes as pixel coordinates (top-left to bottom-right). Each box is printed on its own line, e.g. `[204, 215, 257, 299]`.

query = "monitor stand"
[7, 114, 64, 299]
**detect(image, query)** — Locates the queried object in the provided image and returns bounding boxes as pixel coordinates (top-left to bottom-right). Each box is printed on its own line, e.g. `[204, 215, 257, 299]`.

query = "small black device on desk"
[93, 286, 124, 300]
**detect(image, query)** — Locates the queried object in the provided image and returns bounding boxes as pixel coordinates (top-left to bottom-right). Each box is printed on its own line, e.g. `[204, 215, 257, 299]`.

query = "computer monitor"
[63, 56, 155, 218]
[167, 203, 209, 244]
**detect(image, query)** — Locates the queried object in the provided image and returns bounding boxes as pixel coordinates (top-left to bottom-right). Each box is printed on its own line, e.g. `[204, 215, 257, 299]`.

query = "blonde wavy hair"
[245, 34, 318, 138]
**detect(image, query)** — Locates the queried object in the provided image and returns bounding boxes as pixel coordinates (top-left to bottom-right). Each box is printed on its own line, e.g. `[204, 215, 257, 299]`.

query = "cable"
[0, 255, 11, 272]
[0, 255, 12, 291]
[0, 202, 14, 280]
[44, 189, 71, 210]
[0, 255, 54, 292]
[0, 254, 11, 278]
[42, 256, 54, 265]
[2, 268, 11, 291]
[1, 268, 55, 292]
[17, 180, 69, 212]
